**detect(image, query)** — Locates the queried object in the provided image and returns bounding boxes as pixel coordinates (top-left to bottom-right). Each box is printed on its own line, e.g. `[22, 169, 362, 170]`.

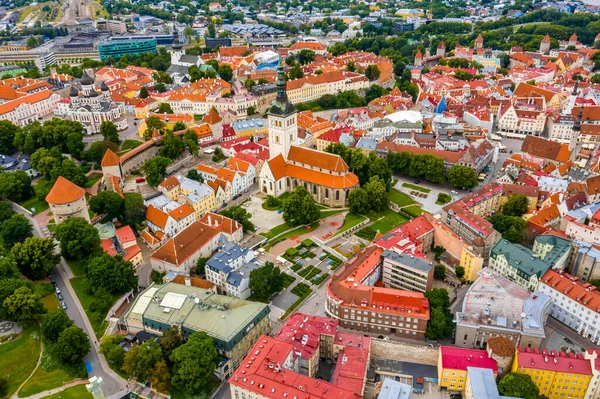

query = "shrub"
[285, 247, 299, 257]
[301, 239, 315, 248]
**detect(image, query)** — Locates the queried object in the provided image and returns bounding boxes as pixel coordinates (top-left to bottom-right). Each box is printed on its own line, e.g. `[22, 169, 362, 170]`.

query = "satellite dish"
[194, 297, 200, 304]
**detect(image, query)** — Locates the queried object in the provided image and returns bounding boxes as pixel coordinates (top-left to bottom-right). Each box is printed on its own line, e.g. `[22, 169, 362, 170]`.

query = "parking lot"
[244, 196, 284, 233]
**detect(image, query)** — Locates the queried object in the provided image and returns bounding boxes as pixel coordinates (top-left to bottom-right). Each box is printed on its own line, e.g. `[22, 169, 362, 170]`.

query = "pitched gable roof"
[101, 149, 120, 168]
[150, 221, 219, 266]
[521, 136, 571, 163]
[287, 146, 349, 173]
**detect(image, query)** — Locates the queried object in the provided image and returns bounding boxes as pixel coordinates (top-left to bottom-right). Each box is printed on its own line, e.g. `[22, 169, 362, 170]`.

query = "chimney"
[185, 277, 191, 286]
[208, 214, 212, 226]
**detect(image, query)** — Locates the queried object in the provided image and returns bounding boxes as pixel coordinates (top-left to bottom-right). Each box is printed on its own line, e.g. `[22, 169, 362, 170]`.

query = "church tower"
[268, 58, 297, 160]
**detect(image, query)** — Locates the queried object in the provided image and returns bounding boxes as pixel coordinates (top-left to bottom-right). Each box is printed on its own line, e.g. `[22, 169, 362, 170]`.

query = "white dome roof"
[385, 110, 423, 124]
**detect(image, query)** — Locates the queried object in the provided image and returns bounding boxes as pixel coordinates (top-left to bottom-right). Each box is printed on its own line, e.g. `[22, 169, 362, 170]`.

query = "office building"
[381, 250, 434, 293]
[98, 38, 157, 61]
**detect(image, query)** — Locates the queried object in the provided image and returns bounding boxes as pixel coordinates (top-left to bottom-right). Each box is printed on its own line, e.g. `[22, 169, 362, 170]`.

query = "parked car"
[57, 293, 63, 301]
[55, 287, 61, 295]
[450, 190, 458, 195]
[61, 302, 67, 310]
[135, 177, 145, 183]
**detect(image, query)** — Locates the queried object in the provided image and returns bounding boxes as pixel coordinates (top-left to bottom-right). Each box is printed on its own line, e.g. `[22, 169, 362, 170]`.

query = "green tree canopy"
[221, 205, 255, 232]
[217, 64, 233, 82]
[54, 325, 91, 365]
[170, 331, 219, 394]
[43, 310, 74, 342]
[87, 254, 138, 295]
[348, 188, 370, 214]
[143, 156, 171, 186]
[365, 64, 381, 81]
[158, 103, 174, 114]
[123, 193, 146, 226]
[123, 340, 163, 381]
[11, 237, 60, 280]
[0, 171, 34, 202]
[159, 131, 185, 160]
[1, 213, 33, 248]
[249, 261, 283, 302]
[3, 286, 45, 324]
[0, 120, 20, 154]
[364, 176, 388, 212]
[100, 121, 119, 142]
[55, 217, 101, 260]
[282, 186, 320, 227]
[502, 194, 529, 217]
[89, 190, 124, 220]
[446, 165, 478, 189]
[160, 326, 184, 360]
[498, 373, 539, 399]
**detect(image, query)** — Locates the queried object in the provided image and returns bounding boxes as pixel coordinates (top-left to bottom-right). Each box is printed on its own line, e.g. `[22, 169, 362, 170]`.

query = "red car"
[135, 177, 145, 183]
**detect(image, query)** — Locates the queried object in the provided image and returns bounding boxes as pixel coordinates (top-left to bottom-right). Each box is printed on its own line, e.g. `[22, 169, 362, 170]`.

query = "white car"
[450, 190, 458, 195]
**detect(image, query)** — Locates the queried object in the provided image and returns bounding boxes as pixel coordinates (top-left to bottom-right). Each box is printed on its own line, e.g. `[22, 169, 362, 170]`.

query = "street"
[9, 203, 126, 397]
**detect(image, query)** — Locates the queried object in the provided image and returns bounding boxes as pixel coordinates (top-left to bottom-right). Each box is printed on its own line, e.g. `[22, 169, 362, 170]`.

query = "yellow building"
[459, 246, 484, 282]
[157, 175, 217, 219]
[512, 347, 592, 399]
[137, 113, 194, 137]
[438, 346, 498, 392]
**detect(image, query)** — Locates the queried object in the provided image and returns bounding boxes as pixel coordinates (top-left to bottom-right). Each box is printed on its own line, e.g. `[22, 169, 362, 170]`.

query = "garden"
[334, 213, 367, 237]
[281, 283, 313, 319]
[320, 251, 343, 270]
[402, 183, 431, 194]
[389, 189, 416, 208]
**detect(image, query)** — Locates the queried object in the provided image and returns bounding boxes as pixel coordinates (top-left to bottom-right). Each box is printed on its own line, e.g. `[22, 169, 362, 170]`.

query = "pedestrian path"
[269, 304, 285, 320]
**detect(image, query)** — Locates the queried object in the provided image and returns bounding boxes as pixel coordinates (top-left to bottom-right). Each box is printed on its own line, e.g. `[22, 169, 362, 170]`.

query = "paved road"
[10, 203, 126, 397]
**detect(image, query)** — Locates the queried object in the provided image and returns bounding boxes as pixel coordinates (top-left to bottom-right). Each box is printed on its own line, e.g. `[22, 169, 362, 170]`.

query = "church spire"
[268, 56, 295, 117]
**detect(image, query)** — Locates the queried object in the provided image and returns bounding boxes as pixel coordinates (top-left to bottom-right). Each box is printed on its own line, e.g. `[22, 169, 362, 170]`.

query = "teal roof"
[534, 234, 571, 268]
[491, 239, 552, 279]
[128, 283, 268, 343]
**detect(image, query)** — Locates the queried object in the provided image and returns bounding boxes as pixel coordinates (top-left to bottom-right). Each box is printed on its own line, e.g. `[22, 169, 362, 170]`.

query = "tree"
[369, 157, 392, 184]
[0, 120, 20, 154]
[1, 214, 33, 248]
[54, 325, 91, 365]
[158, 103, 174, 114]
[184, 129, 199, 156]
[490, 215, 527, 243]
[249, 261, 283, 302]
[123, 193, 146, 226]
[26, 36, 38, 48]
[258, 78, 269, 85]
[297, 49, 315, 65]
[424, 288, 453, 339]
[160, 326, 184, 359]
[3, 286, 45, 324]
[446, 165, 477, 189]
[170, 331, 219, 395]
[502, 194, 529, 217]
[221, 205, 255, 232]
[123, 340, 163, 381]
[348, 188, 370, 214]
[11, 237, 60, 280]
[217, 64, 233, 82]
[346, 61, 356, 72]
[55, 217, 101, 260]
[143, 116, 165, 140]
[50, 159, 87, 187]
[155, 83, 167, 93]
[89, 190, 124, 220]
[247, 106, 256, 115]
[244, 79, 256, 90]
[196, 257, 208, 276]
[100, 334, 126, 371]
[498, 373, 539, 399]
[160, 132, 185, 160]
[86, 141, 107, 164]
[184, 26, 195, 41]
[0, 257, 18, 280]
[43, 310, 74, 342]
[282, 186, 320, 227]
[455, 266, 465, 279]
[140, 86, 149, 98]
[87, 254, 138, 295]
[0, 378, 8, 397]
[143, 156, 171, 186]
[0, 171, 34, 202]
[187, 169, 202, 182]
[0, 201, 14, 224]
[100, 121, 119, 142]
[207, 23, 216, 38]
[434, 265, 446, 280]
[289, 64, 304, 80]
[148, 360, 172, 393]
[365, 65, 381, 81]
[364, 176, 388, 212]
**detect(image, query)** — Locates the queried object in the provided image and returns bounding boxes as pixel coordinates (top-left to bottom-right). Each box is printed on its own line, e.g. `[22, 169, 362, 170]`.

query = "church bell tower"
[268, 58, 297, 160]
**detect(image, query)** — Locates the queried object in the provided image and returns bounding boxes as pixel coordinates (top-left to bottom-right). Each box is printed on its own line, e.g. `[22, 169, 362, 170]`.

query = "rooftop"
[516, 346, 592, 375]
[491, 239, 553, 279]
[378, 379, 413, 399]
[381, 251, 433, 273]
[274, 313, 338, 360]
[440, 346, 498, 372]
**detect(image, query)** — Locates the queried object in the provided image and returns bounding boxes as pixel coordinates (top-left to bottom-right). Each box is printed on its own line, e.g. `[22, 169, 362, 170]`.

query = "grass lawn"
[40, 291, 60, 312]
[0, 323, 42, 398]
[389, 189, 415, 208]
[334, 213, 367, 236]
[19, 347, 86, 397]
[320, 209, 343, 219]
[41, 384, 92, 399]
[67, 259, 87, 277]
[260, 222, 293, 239]
[403, 205, 425, 218]
[70, 277, 120, 338]
[366, 208, 410, 236]
[84, 173, 103, 188]
[120, 139, 143, 152]
[17, 196, 48, 215]
[275, 223, 319, 243]
[401, 183, 431, 193]
[170, 377, 219, 399]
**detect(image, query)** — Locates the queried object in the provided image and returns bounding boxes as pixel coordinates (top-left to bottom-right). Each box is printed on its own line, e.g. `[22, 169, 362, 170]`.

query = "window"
[325, 188, 329, 199]
[336, 190, 340, 200]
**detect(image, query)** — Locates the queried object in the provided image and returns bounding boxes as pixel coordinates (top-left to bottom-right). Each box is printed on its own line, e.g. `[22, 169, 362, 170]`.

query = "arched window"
[313, 185, 317, 194]
[336, 190, 340, 200]
[325, 188, 329, 199]
[304, 182, 307, 190]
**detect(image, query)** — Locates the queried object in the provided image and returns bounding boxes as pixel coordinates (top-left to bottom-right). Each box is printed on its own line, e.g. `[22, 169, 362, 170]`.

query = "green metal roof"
[533, 234, 571, 268]
[491, 239, 552, 279]
[129, 283, 268, 343]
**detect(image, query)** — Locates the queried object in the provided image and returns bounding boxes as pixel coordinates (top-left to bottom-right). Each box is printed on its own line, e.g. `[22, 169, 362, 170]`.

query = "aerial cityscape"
[2, 0, 600, 399]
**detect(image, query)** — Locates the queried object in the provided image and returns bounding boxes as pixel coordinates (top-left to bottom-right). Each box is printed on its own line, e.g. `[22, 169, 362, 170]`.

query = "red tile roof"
[150, 221, 219, 267]
[440, 346, 498, 372]
[46, 176, 86, 205]
[116, 225, 136, 244]
[516, 345, 592, 375]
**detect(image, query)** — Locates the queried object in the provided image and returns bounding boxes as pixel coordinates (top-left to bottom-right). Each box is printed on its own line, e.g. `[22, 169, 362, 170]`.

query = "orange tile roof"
[171, 274, 216, 289]
[197, 163, 218, 175]
[266, 154, 288, 181]
[198, 212, 241, 235]
[45, 176, 86, 205]
[146, 204, 170, 229]
[540, 270, 600, 316]
[169, 203, 195, 221]
[521, 136, 571, 163]
[116, 225, 136, 244]
[151, 221, 219, 267]
[287, 146, 349, 173]
[203, 107, 222, 124]
[513, 82, 555, 103]
[0, 89, 55, 116]
[216, 168, 239, 183]
[141, 229, 161, 247]
[290, 42, 326, 51]
[219, 46, 248, 58]
[226, 157, 251, 173]
[148, 113, 194, 123]
[159, 176, 180, 191]
[101, 149, 120, 167]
